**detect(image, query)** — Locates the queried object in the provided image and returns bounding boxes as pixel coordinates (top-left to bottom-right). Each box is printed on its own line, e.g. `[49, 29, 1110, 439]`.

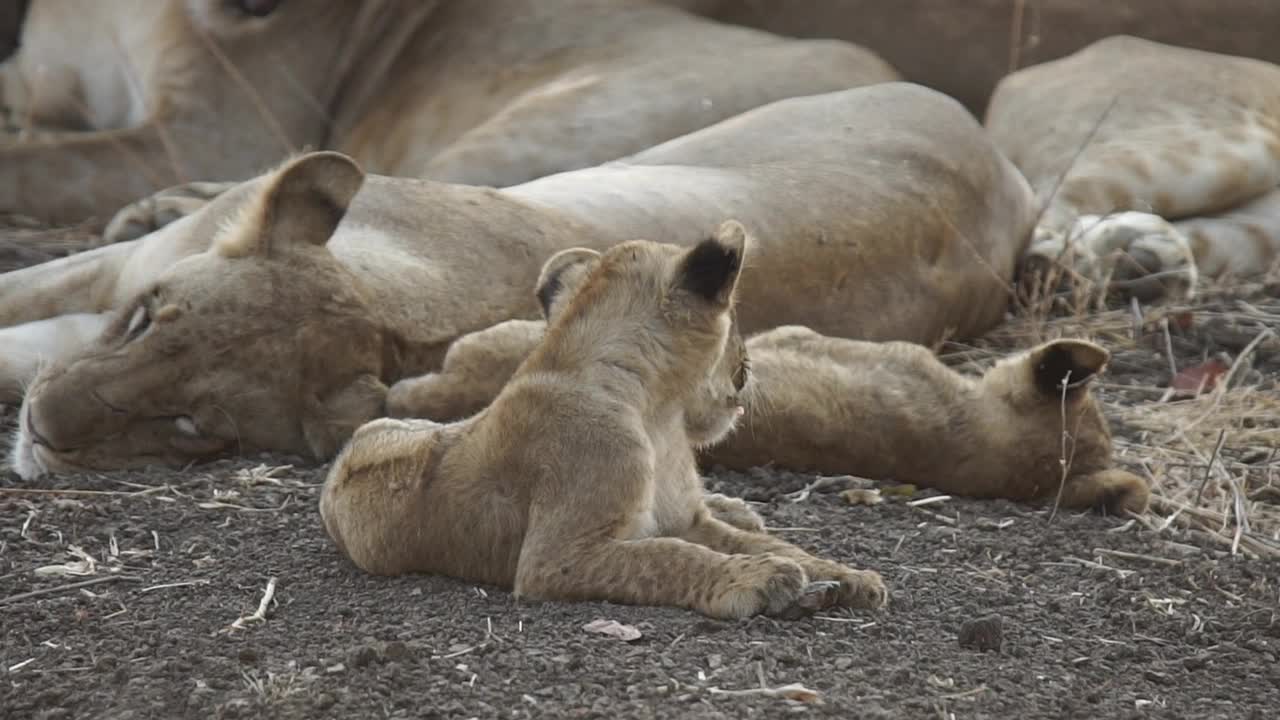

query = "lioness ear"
[1030, 339, 1110, 396]
[677, 220, 747, 305]
[225, 151, 365, 258]
[535, 248, 601, 318]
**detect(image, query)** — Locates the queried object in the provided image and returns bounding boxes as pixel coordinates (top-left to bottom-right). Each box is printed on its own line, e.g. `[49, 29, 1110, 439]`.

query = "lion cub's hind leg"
[319, 417, 452, 577]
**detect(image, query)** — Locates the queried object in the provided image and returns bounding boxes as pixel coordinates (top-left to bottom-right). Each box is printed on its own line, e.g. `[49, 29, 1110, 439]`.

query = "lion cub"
[320, 222, 887, 619]
[703, 328, 1150, 514]
[388, 322, 1148, 515]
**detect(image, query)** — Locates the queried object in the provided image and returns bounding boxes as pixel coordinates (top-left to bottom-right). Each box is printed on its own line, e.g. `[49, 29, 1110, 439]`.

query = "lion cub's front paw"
[799, 560, 889, 610]
[834, 569, 889, 610]
[711, 555, 807, 619]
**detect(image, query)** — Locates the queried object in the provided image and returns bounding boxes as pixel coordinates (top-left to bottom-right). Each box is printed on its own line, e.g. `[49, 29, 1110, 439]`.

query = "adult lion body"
[0, 83, 1036, 478]
[985, 36, 1280, 298]
[0, 0, 895, 226]
[672, 0, 1280, 116]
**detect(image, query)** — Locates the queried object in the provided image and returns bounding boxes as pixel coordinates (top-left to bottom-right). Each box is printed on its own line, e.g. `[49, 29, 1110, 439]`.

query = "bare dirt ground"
[1, 223, 1278, 719]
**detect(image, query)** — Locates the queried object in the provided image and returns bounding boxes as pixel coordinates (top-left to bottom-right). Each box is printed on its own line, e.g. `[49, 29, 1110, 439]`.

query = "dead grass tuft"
[0, 214, 100, 272]
[941, 271, 1280, 558]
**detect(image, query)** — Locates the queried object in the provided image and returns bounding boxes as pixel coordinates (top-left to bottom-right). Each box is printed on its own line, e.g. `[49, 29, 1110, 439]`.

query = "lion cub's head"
[979, 337, 1149, 513]
[10, 152, 390, 479]
[530, 220, 751, 442]
[979, 338, 1116, 473]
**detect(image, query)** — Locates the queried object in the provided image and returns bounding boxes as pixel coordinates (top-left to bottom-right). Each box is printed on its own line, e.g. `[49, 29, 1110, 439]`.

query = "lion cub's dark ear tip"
[536, 270, 564, 318]
[1032, 339, 1109, 396]
[680, 236, 742, 301]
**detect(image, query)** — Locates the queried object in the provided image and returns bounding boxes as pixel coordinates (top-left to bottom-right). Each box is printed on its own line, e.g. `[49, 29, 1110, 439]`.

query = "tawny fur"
[0, 0, 896, 226]
[319, 226, 887, 619]
[985, 36, 1280, 299]
[390, 322, 1149, 515]
[1, 83, 1036, 479]
[671, 1, 1280, 116]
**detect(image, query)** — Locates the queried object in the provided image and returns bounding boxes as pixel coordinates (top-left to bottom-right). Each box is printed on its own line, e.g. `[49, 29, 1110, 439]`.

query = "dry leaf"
[1170, 358, 1229, 396]
[582, 619, 642, 642]
[708, 682, 823, 704]
[34, 561, 95, 577]
[1170, 311, 1195, 332]
[840, 488, 883, 506]
[772, 683, 822, 703]
[34, 545, 98, 577]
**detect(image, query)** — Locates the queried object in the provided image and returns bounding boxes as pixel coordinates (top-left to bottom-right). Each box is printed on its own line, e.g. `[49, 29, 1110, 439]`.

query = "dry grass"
[0, 214, 100, 273]
[941, 269, 1280, 558]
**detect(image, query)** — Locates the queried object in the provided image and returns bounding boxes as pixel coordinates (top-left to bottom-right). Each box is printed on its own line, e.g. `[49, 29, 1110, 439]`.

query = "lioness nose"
[26, 382, 116, 452]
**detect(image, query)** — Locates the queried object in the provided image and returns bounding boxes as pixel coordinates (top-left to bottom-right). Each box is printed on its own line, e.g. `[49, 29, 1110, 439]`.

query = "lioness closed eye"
[319, 221, 887, 619]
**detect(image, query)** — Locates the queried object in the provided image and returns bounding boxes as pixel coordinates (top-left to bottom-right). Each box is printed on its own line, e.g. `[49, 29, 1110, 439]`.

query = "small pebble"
[958, 614, 1003, 653]
[349, 646, 378, 668]
[382, 641, 409, 662]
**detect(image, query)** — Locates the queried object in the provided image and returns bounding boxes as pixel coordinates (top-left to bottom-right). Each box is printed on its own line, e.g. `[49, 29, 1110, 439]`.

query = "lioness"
[319, 226, 888, 619]
[389, 319, 1149, 515]
[2, 83, 1035, 479]
[0, 0, 896, 226]
[985, 36, 1280, 300]
[673, 0, 1280, 116]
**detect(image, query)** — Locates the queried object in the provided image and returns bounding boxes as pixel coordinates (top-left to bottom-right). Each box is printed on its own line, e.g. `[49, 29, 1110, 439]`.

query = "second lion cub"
[319, 222, 887, 619]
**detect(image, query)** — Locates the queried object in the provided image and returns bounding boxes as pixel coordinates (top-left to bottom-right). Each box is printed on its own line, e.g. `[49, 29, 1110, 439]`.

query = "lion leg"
[514, 531, 810, 620]
[703, 492, 766, 532]
[0, 242, 141, 326]
[1025, 120, 1280, 302]
[0, 313, 112, 403]
[0, 123, 184, 226]
[1055, 469, 1151, 515]
[0, 210, 218, 328]
[1025, 212, 1199, 303]
[387, 319, 545, 420]
[101, 181, 238, 245]
[386, 372, 461, 419]
[677, 512, 888, 610]
[1173, 186, 1280, 279]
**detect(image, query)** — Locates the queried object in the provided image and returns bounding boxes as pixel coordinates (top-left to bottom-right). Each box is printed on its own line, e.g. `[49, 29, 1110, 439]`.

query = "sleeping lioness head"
[10, 152, 390, 478]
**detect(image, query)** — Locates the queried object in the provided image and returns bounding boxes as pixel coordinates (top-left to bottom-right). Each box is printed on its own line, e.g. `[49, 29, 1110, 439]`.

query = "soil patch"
[2, 459, 1279, 719]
